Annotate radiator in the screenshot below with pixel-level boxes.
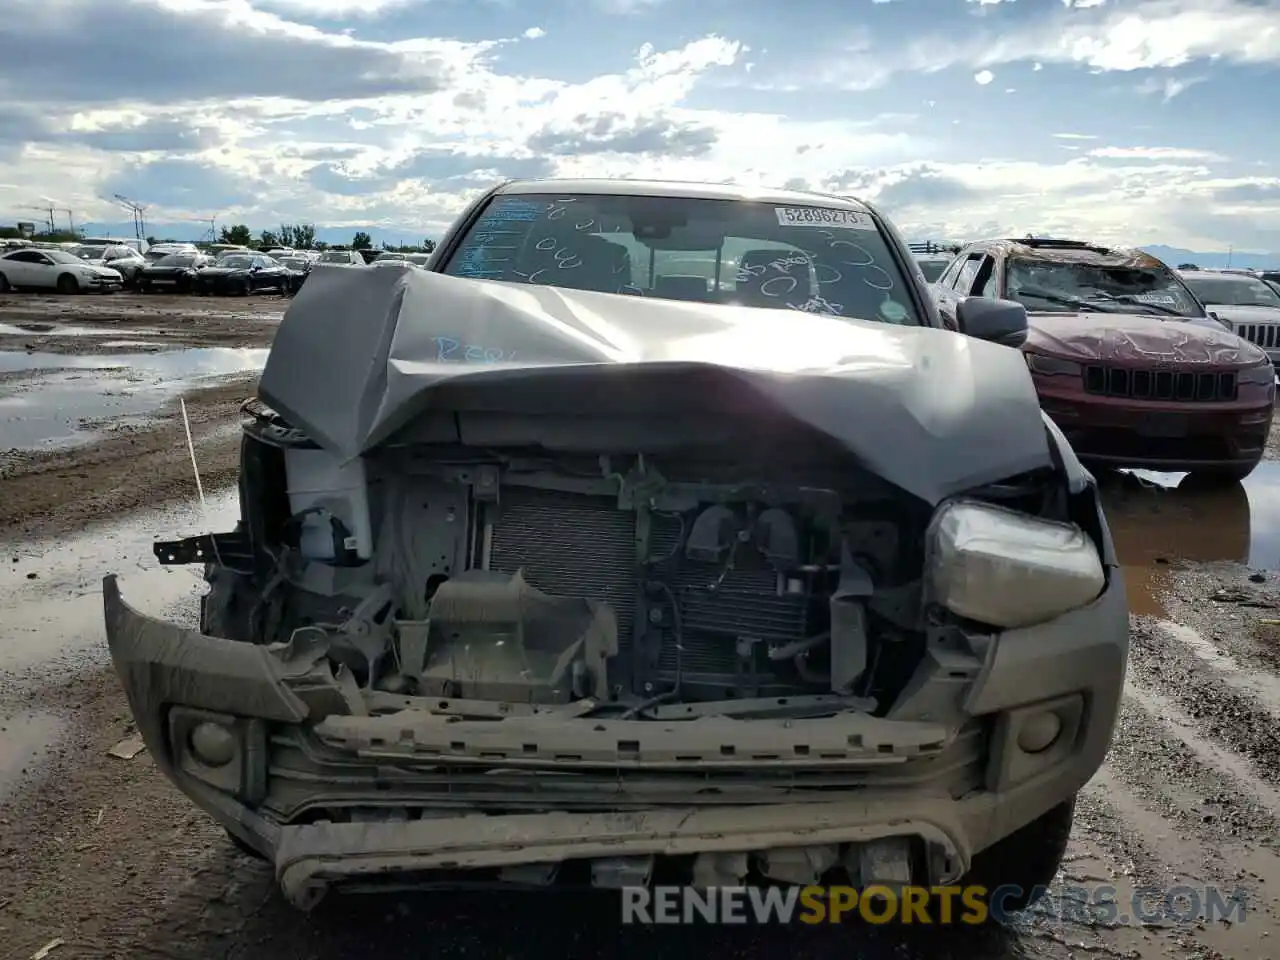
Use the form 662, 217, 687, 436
487, 487, 813, 694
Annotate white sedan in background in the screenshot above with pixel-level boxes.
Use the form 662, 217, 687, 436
0, 248, 124, 293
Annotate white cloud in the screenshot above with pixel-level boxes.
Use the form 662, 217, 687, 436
0, 0, 1276, 254
799, 0, 1280, 93
249, 0, 422, 17
1135, 73, 1205, 101
1088, 145, 1226, 161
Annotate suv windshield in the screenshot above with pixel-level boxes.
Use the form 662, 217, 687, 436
1183, 274, 1280, 308
320, 251, 353, 263
1006, 257, 1202, 317
440, 193, 922, 324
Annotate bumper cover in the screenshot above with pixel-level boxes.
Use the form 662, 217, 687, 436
103, 568, 1128, 908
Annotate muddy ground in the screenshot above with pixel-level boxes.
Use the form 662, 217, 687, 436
3, 292, 1280, 958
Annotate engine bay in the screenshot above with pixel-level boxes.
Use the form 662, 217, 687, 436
173, 399, 1078, 722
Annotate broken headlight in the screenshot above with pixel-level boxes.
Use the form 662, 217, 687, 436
925, 499, 1105, 629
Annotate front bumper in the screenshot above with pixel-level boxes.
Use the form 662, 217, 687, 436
83, 274, 122, 291
103, 569, 1128, 908
1037, 388, 1274, 471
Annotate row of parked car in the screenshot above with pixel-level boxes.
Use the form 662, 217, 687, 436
912, 237, 1280, 481
0, 238, 432, 297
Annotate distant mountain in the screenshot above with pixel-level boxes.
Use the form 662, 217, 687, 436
1137, 245, 1279, 271
904, 237, 1279, 271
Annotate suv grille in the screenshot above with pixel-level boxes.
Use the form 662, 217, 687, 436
1083, 365, 1237, 402
1235, 323, 1280, 350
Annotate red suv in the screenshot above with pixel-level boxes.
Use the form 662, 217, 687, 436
931, 238, 1275, 482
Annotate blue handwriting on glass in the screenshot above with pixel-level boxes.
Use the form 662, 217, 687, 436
433, 336, 517, 363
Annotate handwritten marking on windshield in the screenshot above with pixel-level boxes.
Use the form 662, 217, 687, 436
433, 336, 517, 363
787, 295, 845, 315
534, 237, 582, 269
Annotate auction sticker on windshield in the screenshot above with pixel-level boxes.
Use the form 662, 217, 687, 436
775, 207, 875, 230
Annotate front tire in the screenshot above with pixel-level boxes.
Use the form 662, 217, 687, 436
0, 272, 10, 293
961, 796, 1076, 917
56, 273, 80, 294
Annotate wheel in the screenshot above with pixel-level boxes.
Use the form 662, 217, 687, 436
0, 272, 9, 293
1187, 462, 1258, 485
225, 828, 268, 861
56, 273, 80, 294
240, 278, 252, 296
961, 796, 1075, 916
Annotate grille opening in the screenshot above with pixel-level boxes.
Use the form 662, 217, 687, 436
1083, 364, 1237, 402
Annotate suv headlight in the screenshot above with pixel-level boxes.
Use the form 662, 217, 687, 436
926, 499, 1105, 629
1238, 362, 1275, 385
1025, 353, 1081, 376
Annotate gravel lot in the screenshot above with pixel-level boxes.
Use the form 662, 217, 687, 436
1, 293, 1279, 959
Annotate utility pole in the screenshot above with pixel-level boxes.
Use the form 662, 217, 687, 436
20, 205, 56, 234
1227, 245, 1234, 269
112, 194, 147, 241
182, 215, 218, 243
38, 197, 75, 235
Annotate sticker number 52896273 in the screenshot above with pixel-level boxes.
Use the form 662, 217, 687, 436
774, 207, 875, 230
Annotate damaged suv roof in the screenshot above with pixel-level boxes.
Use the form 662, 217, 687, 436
258, 264, 1053, 505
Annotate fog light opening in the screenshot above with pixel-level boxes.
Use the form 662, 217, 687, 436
1016, 711, 1062, 754
190, 722, 237, 767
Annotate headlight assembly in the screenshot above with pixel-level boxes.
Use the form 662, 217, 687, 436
926, 499, 1105, 629
1238, 362, 1275, 386
1024, 353, 1082, 376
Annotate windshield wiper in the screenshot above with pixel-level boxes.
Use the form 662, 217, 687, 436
1088, 294, 1188, 317
1013, 287, 1107, 312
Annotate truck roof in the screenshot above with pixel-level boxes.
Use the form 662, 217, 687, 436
495, 177, 875, 213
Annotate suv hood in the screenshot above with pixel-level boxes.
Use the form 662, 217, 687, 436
1202, 303, 1280, 325
1025, 311, 1265, 366
258, 266, 1053, 505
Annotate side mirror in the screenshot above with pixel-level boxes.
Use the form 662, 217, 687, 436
956, 296, 1028, 348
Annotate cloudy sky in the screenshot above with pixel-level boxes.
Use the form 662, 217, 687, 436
1, 0, 1278, 251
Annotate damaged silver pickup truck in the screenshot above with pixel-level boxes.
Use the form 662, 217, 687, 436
103, 179, 1128, 912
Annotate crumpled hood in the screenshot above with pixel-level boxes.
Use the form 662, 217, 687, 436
1025, 311, 1265, 366
257, 265, 1054, 505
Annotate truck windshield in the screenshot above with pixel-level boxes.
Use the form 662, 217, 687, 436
438, 192, 922, 325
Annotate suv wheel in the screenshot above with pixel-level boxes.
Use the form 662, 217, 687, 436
961, 796, 1075, 915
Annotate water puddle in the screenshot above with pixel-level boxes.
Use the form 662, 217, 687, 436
0, 347, 266, 450
0, 490, 239, 674
0, 347, 267, 376
1099, 463, 1280, 616
0, 322, 164, 338
0, 708, 67, 799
